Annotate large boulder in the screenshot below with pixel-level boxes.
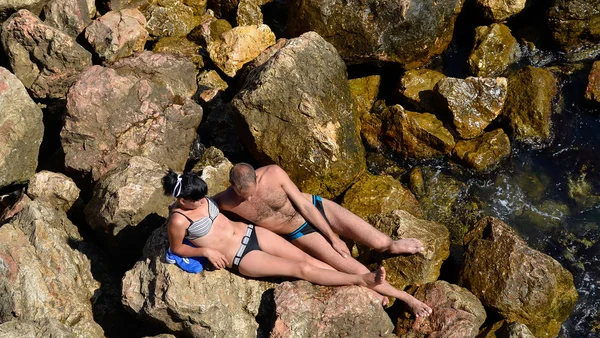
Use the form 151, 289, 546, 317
397, 68, 445, 113
191, 147, 233, 196
586, 61, 600, 103
1, 9, 92, 99
395, 281, 486, 338
501, 66, 558, 147
458, 217, 578, 338
547, 0, 600, 60
61, 52, 203, 182
341, 173, 422, 219
42, 0, 92, 38
452, 128, 511, 172
85, 8, 149, 63
122, 226, 277, 337
373, 104, 455, 160
349, 75, 380, 124
364, 210, 450, 291
468, 23, 521, 77
26, 171, 80, 212
206, 24, 275, 77
474, 0, 526, 22
270, 281, 394, 338
230, 32, 366, 198
0, 197, 104, 337
140, 0, 201, 38
152, 36, 206, 72
84, 156, 171, 237
286, 0, 465, 68
0, 67, 43, 188
436, 76, 507, 139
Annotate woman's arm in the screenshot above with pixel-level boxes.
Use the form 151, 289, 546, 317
167, 216, 229, 269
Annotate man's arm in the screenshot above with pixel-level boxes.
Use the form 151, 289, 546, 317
272, 166, 351, 257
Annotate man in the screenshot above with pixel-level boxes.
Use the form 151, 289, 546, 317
213, 163, 432, 317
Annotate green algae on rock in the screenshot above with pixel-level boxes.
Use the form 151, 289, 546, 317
452, 128, 511, 172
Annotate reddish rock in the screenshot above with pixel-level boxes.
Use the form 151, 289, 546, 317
396, 281, 486, 338
43, 0, 91, 38
586, 61, 600, 103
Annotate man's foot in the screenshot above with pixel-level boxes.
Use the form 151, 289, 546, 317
362, 266, 386, 287
405, 295, 433, 318
389, 238, 424, 255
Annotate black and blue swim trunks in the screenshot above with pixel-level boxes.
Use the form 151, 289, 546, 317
284, 195, 331, 241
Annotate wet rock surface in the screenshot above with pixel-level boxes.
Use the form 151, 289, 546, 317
287, 0, 465, 68
231, 32, 365, 198
502, 66, 558, 147
271, 281, 394, 338
459, 217, 578, 338
395, 281, 486, 338
468, 23, 521, 77
452, 128, 511, 172
436, 76, 507, 139
0, 67, 43, 188
548, 0, 600, 60
398, 68, 445, 113
1, 9, 92, 99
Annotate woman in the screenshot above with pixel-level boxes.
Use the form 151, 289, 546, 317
162, 169, 386, 289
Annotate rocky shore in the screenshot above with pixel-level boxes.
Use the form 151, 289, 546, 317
2, 0, 599, 337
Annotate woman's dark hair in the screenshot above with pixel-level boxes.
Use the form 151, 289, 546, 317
162, 169, 208, 201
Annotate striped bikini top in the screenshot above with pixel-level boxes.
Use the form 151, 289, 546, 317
171, 198, 220, 240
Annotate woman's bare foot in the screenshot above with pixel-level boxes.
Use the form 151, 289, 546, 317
367, 289, 390, 306
362, 266, 386, 287
389, 238, 424, 255
405, 296, 432, 318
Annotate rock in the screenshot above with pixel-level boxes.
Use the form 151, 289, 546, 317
365, 152, 407, 179
196, 69, 228, 104
586, 61, 600, 103
548, 0, 600, 61
0, 0, 48, 21
364, 210, 450, 290
142, 0, 201, 38
459, 217, 579, 338
208, 0, 240, 21
408, 167, 425, 197
61, 52, 203, 182
395, 281, 486, 337
271, 281, 394, 338
474, 0, 526, 22
0, 318, 77, 337
349, 75, 380, 124
152, 36, 205, 72
183, 0, 208, 15
85, 8, 149, 63
286, 0, 465, 68
207, 24, 275, 77
377, 105, 455, 160
26, 171, 80, 212
502, 66, 558, 147
468, 23, 521, 77
231, 32, 365, 198
1, 9, 92, 99
341, 173, 422, 219
84, 156, 171, 236
122, 226, 277, 337
478, 320, 536, 338
191, 147, 233, 196
236, 0, 264, 26
436, 76, 508, 139
187, 11, 232, 46
567, 166, 600, 210
398, 68, 445, 112
416, 167, 482, 245
0, 67, 43, 188
0, 199, 104, 337
452, 128, 511, 172
42, 0, 91, 38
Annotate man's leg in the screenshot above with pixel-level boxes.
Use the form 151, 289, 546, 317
293, 232, 432, 317
320, 198, 424, 255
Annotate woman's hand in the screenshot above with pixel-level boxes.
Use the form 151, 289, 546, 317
204, 248, 229, 269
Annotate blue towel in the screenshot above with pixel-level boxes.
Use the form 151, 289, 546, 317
165, 239, 208, 273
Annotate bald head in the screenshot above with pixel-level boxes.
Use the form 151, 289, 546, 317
229, 163, 256, 193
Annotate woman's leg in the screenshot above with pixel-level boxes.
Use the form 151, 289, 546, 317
238, 250, 385, 288
254, 226, 335, 271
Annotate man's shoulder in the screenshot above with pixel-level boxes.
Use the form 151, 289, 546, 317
212, 187, 236, 207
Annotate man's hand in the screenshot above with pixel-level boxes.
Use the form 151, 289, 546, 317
204, 248, 229, 269
331, 237, 351, 258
